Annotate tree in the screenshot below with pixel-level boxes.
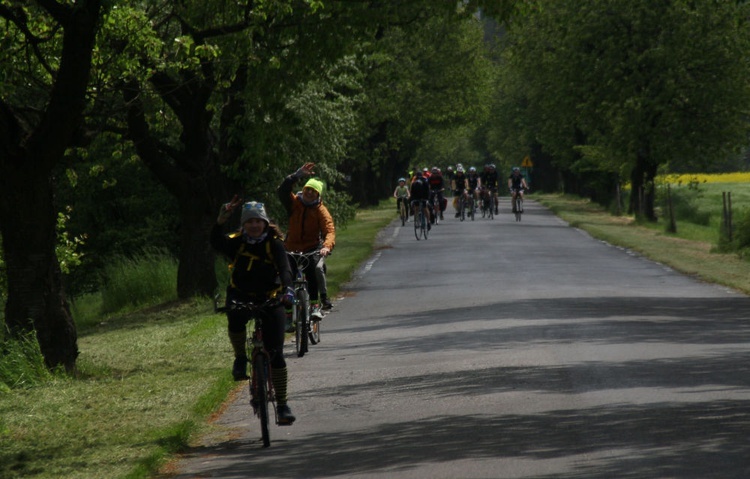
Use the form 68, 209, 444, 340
0, 0, 102, 370
490, 0, 750, 218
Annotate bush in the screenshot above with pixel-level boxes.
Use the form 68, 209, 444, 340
734, 208, 750, 259
659, 185, 711, 226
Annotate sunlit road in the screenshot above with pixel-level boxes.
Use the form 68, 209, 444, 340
167, 199, 750, 479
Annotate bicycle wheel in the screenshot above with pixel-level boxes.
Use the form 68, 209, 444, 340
297, 288, 309, 353
252, 354, 271, 447
432, 197, 440, 225
309, 316, 320, 345
293, 293, 304, 357
515, 198, 522, 221
459, 198, 465, 221
297, 285, 315, 352
414, 210, 421, 240
422, 212, 429, 239
399, 201, 407, 226
469, 199, 475, 220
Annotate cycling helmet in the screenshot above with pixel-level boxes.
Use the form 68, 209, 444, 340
447, 166, 453, 172
490, 163, 496, 169
512, 166, 521, 173
456, 166, 465, 173
432, 166, 439, 172
398, 177, 406, 183
469, 166, 476, 173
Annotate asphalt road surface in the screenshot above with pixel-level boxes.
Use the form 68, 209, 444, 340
166, 199, 750, 479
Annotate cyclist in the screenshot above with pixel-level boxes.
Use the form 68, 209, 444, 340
410, 170, 432, 229
467, 167, 482, 208
212, 198, 296, 424
278, 163, 336, 316
444, 165, 455, 190
427, 166, 446, 221
508, 166, 529, 213
480, 163, 500, 214
393, 177, 410, 218
451, 166, 469, 217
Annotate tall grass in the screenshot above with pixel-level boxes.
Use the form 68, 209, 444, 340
99, 248, 178, 314
0, 329, 55, 392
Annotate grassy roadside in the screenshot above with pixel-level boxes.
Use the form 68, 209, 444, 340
535, 193, 750, 295
0, 201, 396, 479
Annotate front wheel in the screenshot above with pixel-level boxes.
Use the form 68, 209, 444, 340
296, 289, 309, 355
252, 354, 271, 448
309, 318, 320, 344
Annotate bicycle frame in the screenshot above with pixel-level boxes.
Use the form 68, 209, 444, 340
216, 297, 279, 447
287, 250, 322, 351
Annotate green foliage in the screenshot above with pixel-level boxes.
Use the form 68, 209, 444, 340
490, 0, 750, 191
100, 249, 178, 314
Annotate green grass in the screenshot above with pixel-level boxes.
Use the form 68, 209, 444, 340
0, 201, 395, 479
536, 192, 750, 295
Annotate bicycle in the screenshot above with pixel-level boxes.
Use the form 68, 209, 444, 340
412, 200, 429, 240
430, 189, 444, 225
287, 250, 322, 355
511, 188, 525, 222
480, 187, 494, 219
215, 297, 283, 448
398, 197, 409, 226
457, 193, 466, 221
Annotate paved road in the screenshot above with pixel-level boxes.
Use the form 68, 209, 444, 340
166, 199, 750, 479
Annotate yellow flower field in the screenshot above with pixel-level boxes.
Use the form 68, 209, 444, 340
660, 172, 750, 184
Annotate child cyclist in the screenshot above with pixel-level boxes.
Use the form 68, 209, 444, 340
211, 196, 296, 425
393, 177, 410, 218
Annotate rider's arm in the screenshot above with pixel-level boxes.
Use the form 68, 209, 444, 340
277, 175, 298, 216
318, 205, 336, 254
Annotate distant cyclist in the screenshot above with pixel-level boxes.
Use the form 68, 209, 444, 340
467, 166, 481, 206
508, 167, 529, 213
480, 163, 500, 214
427, 166, 446, 221
451, 166, 469, 217
393, 177, 410, 217
410, 170, 432, 229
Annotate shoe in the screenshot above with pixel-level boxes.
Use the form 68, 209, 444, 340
427, 222, 431, 231
320, 296, 333, 310
277, 404, 296, 425
440, 213, 444, 220
232, 357, 248, 381
311, 304, 324, 320
455, 212, 460, 218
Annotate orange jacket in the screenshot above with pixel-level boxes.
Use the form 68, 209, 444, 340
278, 176, 335, 252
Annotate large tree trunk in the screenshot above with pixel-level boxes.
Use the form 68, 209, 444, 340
123, 77, 237, 298
1, 170, 78, 370
0, 0, 101, 371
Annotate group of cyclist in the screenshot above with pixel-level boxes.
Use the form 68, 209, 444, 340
211, 162, 335, 426
394, 163, 529, 222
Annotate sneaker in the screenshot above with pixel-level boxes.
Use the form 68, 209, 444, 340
311, 304, 324, 320
320, 296, 333, 310
427, 222, 431, 231
232, 357, 248, 381
277, 404, 296, 425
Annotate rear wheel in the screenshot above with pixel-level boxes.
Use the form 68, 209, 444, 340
252, 354, 271, 447
414, 209, 421, 240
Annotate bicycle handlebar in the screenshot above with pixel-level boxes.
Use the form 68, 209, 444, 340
214, 295, 280, 314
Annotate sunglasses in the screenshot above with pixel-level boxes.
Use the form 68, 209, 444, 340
243, 202, 264, 210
